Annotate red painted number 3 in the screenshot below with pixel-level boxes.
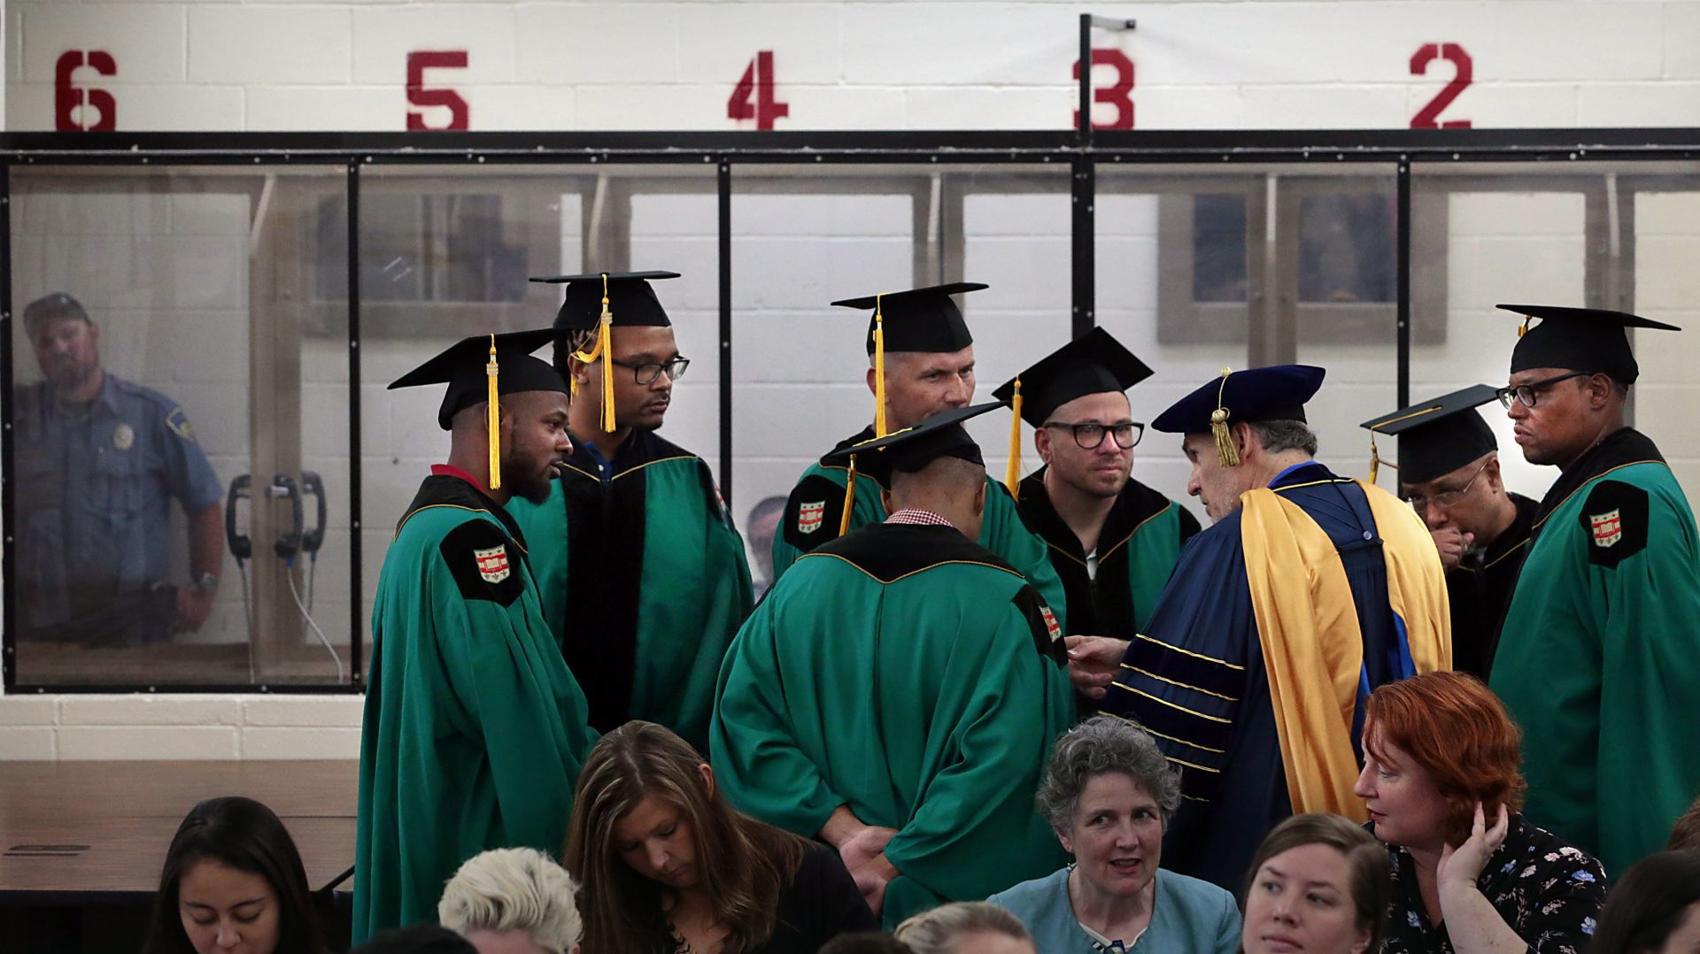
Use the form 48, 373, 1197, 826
1074, 49, 1135, 130
728, 51, 789, 130
1410, 43, 1473, 129
55, 51, 117, 131
407, 51, 469, 131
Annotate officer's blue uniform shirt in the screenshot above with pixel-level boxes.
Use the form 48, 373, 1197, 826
14, 373, 222, 637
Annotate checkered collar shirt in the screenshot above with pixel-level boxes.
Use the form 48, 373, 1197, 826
884, 508, 955, 528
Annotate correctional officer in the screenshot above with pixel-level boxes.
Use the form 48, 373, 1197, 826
14, 292, 224, 644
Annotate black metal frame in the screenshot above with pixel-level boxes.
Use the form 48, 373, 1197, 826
3, 126, 1698, 693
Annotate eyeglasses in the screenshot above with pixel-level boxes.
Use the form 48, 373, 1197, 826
1407, 458, 1490, 512
1043, 421, 1144, 450
1495, 371, 1590, 409
610, 356, 690, 385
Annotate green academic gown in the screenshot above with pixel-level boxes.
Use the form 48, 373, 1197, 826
355, 471, 598, 943
508, 428, 754, 753
712, 521, 1076, 927
1491, 429, 1700, 876
770, 426, 1069, 627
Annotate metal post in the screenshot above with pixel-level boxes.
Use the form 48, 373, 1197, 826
1072, 159, 1096, 339
1078, 14, 1093, 142
1396, 161, 1412, 410
0, 168, 14, 690
717, 161, 733, 506
347, 161, 363, 686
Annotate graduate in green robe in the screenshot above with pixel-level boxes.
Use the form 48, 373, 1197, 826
1488, 304, 1700, 876
355, 331, 598, 943
768, 282, 1068, 626
712, 403, 1076, 927
509, 272, 753, 753
994, 328, 1200, 647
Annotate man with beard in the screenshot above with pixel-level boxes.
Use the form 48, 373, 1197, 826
509, 271, 753, 753
995, 328, 1199, 657
1069, 365, 1449, 890
1360, 385, 1539, 678
356, 330, 598, 942
14, 292, 224, 644
1488, 303, 1700, 876
769, 282, 1065, 621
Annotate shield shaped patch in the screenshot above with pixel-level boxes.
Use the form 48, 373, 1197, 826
798, 500, 826, 535
474, 544, 511, 583
1590, 509, 1623, 548
1039, 605, 1063, 644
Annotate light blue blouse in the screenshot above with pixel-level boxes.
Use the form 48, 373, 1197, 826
988, 866, 1241, 954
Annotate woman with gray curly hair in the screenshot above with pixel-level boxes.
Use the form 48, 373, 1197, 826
438, 847, 582, 954
988, 716, 1241, 954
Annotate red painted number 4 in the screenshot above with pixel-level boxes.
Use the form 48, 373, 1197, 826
1410, 43, 1473, 129
408, 51, 470, 131
728, 51, 789, 130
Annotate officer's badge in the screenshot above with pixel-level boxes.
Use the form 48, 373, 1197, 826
1590, 509, 1623, 548
473, 544, 511, 583
112, 422, 135, 451
166, 407, 196, 442
797, 500, 826, 535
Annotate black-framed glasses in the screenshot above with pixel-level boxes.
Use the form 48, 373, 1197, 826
1495, 371, 1590, 409
610, 356, 690, 385
1044, 421, 1144, 450
1407, 458, 1491, 512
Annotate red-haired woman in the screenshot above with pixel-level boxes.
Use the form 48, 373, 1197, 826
1353, 671, 1606, 954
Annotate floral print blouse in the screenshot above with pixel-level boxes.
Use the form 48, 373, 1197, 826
1379, 813, 1607, 954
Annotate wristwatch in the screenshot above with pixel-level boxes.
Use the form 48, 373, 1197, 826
190, 572, 220, 594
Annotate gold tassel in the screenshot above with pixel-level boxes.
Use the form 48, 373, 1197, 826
1211, 367, 1240, 468
486, 334, 502, 490
1518, 315, 1531, 338
873, 295, 888, 438
570, 274, 617, 433
1005, 377, 1023, 499
1369, 435, 1380, 485
838, 456, 859, 537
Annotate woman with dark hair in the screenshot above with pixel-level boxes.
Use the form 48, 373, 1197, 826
566, 721, 876, 952
141, 796, 328, 954
1354, 672, 1606, 954
1242, 814, 1392, 954
1589, 851, 1700, 954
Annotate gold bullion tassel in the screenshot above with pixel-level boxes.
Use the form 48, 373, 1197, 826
839, 456, 859, 537
571, 274, 617, 433
873, 295, 889, 438
486, 334, 502, 490
1211, 367, 1240, 468
1005, 377, 1023, 499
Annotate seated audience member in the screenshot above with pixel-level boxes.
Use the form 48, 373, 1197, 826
1668, 795, 1700, 852
1241, 814, 1391, 954
1355, 671, 1607, 954
894, 902, 1037, 954
353, 925, 478, 954
566, 721, 876, 952
1588, 852, 1700, 954
818, 934, 915, 954
141, 796, 328, 954
988, 716, 1240, 953
439, 847, 582, 954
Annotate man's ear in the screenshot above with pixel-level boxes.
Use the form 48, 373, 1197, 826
973, 479, 987, 516
879, 487, 893, 514
866, 365, 879, 398
1034, 425, 1054, 464
1484, 453, 1504, 492
1587, 373, 1616, 409
1233, 421, 1256, 461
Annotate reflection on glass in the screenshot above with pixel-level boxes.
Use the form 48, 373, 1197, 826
1193, 194, 1248, 303
316, 194, 531, 303
1298, 194, 1394, 304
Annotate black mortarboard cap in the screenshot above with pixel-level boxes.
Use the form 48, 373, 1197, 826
1152, 365, 1326, 435
529, 270, 681, 331
831, 282, 984, 355
1360, 385, 1501, 484
1500, 303, 1680, 385
388, 329, 565, 430
822, 402, 1000, 486
993, 328, 1155, 428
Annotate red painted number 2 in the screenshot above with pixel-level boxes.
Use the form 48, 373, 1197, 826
407, 51, 469, 131
55, 51, 117, 131
728, 51, 790, 130
1073, 49, 1135, 130
1410, 43, 1473, 129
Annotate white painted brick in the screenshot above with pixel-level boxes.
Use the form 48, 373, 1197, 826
1127, 85, 1245, 130
171, 193, 251, 237
1666, 3, 1700, 80
1422, 82, 1579, 130
1446, 191, 1586, 238
8, 4, 22, 84
733, 191, 909, 239
20, 3, 188, 84
843, 3, 1074, 87
515, 4, 678, 86
240, 728, 362, 760
0, 696, 59, 726
352, 6, 516, 84
1635, 192, 1700, 237
1578, 82, 1700, 126
462, 84, 576, 131
188, 6, 352, 84
0, 727, 56, 760
245, 86, 398, 131
59, 696, 243, 726
243, 695, 364, 727
572, 83, 727, 131
675, 4, 843, 86
1240, 85, 1410, 129
58, 726, 240, 760
1637, 237, 1700, 311
905, 86, 1069, 130
767, 85, 907, 131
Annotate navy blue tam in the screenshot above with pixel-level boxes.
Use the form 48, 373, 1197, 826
1151, 365, 1326, 435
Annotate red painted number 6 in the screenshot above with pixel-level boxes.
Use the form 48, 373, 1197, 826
1410, 43, 1473, 129
55, 51, 117, 131
1073, 50, 1135, 130
407, 51, 469, 131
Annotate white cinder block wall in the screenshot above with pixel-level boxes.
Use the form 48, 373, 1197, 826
4, 0, 1700, 759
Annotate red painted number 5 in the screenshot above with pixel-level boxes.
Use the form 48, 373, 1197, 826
1073, 49, 1135, 130
1410, 43, 1473, 129
55, 51, 117, 131
407, 51, 469, 131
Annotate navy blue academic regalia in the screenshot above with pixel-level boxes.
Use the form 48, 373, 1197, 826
1100, 461, 1416, 891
